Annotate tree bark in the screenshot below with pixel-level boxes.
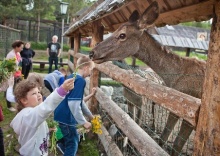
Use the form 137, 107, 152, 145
193, 2, 220, 155
89, 20, 104, 114
73, 32, 80, 69
37, 13, 40, 42
98, 126, 123, 156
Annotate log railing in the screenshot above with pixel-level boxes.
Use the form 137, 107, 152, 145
72, 53, 201, 155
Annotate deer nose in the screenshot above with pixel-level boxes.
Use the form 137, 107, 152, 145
89, 51, 94, 59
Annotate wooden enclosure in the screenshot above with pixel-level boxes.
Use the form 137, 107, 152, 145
65, 0, 220, 155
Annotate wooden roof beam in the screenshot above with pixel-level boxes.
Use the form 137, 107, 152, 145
156, 0, 215, 27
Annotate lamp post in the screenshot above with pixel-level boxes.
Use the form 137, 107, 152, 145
60, 1, 69, 63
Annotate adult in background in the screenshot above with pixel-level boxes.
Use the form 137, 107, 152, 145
20, 42, 35, 79
5, 40, 24, 112
47, 35, 61, 73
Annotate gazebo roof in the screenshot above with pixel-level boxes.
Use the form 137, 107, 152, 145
64, 0, 215, 37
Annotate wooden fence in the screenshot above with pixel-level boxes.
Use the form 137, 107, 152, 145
70, 52, 200, 156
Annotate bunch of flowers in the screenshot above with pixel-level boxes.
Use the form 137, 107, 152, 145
91, 115, 102, 134
0, 58, 16, 84
47, 119, 58, 155
0, 58, 17, 92
77, 115, 103, 139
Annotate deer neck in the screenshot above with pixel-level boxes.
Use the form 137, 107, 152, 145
133, 31, 192, 86
134, 32, 182, 71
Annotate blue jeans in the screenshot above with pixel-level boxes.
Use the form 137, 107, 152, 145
48, 57, 58, 73
59, 123, 79, 156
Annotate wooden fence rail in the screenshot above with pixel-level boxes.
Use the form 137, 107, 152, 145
94, 61, 201, 127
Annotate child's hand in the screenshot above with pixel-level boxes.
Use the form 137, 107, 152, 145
62, 78, 74, 92
91, 87, 97, 95
8, 75, 14, 87
84, 122, 92, 129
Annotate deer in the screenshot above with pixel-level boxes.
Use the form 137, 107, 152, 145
89, 1, 206, 155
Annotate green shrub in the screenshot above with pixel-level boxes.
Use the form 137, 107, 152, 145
31, 42, 47, 50
100, 80, 122, 87
31, 42, 70, 51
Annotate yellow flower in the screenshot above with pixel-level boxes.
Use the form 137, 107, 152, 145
91, 115, 102, 134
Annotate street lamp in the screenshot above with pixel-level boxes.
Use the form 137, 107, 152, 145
60, 1, 69, 63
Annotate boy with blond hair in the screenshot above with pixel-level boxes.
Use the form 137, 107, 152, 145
54, 56, 94, 155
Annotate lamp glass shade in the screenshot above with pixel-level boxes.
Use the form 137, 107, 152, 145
60, 2, 69, 15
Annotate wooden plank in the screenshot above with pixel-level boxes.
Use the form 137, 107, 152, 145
134, 0, 145, 12
102, 17, 115, 31
193, 2, 220, 155
156, 0, 215, 26
95, 62, 201, 127
98, 126, 123, 156
95, 88, 168, 156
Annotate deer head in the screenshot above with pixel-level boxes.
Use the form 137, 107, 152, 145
89, 1, 159, 64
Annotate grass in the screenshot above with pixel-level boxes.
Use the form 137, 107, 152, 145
101, 80, 122, 87
173, 50, 207, 60
77, 136, 99, 156
124, 57, 146, 66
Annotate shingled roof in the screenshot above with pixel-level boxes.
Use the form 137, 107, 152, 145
64, 0, 215, 37
153, 25, 210, 50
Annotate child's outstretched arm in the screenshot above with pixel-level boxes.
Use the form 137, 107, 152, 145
83, 87, 97, 102
60, 78, 74, 92
16, 78, 75, 128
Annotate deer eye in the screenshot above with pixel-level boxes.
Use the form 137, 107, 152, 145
119, 33, 126, 39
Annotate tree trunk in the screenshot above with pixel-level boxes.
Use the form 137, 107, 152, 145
193, 2, 220, 155
89, 20, 104, 114
37, 13, 40, 42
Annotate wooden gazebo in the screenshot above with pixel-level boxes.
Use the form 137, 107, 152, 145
64, 0, 220, 155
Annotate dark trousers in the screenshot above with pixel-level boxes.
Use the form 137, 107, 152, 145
44, 80, 53, 93
22, 64, 31, 79
0, 128, 5, 156
48, 57, 58, 73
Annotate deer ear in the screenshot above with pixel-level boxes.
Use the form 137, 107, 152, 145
138, 1, 159, 29
128, 10, 140, 23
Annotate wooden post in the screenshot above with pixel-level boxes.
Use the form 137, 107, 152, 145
193, 2, 220, 155
186, 48, 190, 57
89, 20, 104, 114
73, 32, 80, 69
131, 56, 136, 67
70, 37, 74, 49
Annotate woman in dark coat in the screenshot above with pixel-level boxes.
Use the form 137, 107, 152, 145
20, 42, 35, 79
